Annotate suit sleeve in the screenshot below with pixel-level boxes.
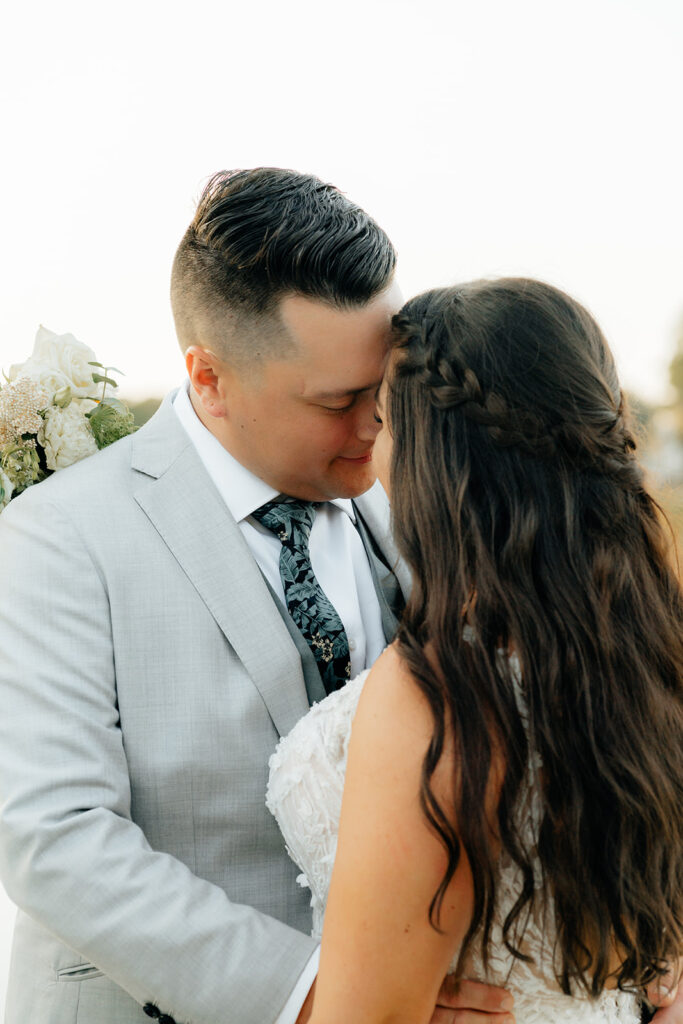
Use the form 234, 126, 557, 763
0, 488, 317, 1024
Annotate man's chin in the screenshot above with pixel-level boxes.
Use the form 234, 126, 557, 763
327, 464, 378, 500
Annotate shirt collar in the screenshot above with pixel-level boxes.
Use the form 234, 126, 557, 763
173, 381, 356, 524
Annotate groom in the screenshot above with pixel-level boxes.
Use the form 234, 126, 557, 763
0, 169, 678, 1024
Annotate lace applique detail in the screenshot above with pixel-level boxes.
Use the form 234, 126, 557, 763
266, 671, 368, 939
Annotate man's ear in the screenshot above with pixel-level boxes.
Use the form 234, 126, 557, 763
185, 346, 234, 419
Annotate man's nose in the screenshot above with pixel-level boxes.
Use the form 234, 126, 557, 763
355, 408, 382, 443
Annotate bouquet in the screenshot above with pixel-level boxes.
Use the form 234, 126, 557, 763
0, 326, 137, 511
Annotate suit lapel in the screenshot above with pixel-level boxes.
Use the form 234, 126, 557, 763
130, 395, 309, 738
353, 510, 403, 642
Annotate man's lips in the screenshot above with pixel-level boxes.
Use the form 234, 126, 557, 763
337, 452, 373, 465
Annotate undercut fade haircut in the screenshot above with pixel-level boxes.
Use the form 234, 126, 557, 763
171, 168, 397, 365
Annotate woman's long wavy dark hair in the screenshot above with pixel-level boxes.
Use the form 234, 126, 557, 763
389, 278, 683, 997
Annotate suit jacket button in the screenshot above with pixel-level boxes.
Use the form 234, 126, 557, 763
158, 1016, 176, 1024
143, 1005, 160, 1019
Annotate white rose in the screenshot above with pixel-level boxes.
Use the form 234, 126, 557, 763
0, 467, 13, 511
10, 326, 99, 400
39, 400, 99, 471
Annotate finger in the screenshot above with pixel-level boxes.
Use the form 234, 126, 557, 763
430, 1010, 515, 1024
453, 1012, 515, 1024
438, 976, 514, 1014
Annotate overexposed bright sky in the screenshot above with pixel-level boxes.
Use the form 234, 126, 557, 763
0, 0, 682, 1013
1, 0, 682, 406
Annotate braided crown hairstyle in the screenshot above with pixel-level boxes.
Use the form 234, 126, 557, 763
388, 279, 683, 997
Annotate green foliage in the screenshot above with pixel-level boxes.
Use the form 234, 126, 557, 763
91, 373, 119, 389
1, 443, 44, 493
86, 397, 137, 449
88, 361, 124, 374
87, 361, 126, 406
81, 362, 137, 449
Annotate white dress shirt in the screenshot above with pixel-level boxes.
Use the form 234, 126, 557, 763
173, 382, 386, 1022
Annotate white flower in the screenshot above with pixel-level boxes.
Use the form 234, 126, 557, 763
39, 400, 99, 470
9, 326, 99, 400
0, 467, 13, 511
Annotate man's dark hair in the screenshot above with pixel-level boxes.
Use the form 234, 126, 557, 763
171, 168, 397, 363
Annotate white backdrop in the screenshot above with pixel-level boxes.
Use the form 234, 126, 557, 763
1, 0, 683, 1018
1, 0, 683, 405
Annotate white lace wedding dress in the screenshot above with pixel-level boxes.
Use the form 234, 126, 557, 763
266, 669, 641, 1024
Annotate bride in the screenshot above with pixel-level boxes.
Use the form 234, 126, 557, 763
267, 278, 683, 1024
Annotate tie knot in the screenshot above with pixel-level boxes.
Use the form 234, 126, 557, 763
252, 497, 318, 547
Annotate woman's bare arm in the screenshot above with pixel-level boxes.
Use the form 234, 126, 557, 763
308, 644, 476, 1024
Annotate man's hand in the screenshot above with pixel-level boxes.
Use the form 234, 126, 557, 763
431, 977, 515, 1024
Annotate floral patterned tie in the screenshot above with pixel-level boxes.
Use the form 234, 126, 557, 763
252, 497, 351, 694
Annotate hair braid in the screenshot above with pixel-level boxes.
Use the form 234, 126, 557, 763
416, 332, 644, 487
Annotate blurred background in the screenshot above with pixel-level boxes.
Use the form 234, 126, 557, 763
1, 0, 682, 1016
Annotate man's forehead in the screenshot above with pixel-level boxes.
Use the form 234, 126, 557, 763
278, 285, 401, 344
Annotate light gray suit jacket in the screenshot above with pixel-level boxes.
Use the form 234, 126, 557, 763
0, 393, 410, 1024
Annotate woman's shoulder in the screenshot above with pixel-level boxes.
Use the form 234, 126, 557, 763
356, 643, 436, 737
349, 643, 460, 810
